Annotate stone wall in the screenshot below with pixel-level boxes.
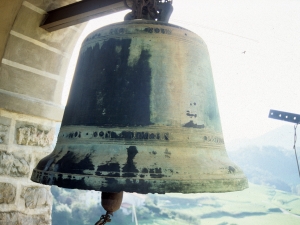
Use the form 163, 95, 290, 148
0, 109, 55, 224
0, 0, 86, 121
0, 0, 87, 224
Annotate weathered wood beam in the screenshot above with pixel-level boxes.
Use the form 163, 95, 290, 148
41, 0, 129, 32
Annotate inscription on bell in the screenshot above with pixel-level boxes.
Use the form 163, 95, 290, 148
65, 130, 170, 141
204, 136, 224, 144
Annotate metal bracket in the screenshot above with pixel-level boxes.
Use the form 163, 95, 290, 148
40, 0, 127, 32
124, 0, 173, 22
269, 109, 300, 124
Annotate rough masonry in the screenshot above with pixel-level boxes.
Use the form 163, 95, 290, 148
0, 0, 87, 224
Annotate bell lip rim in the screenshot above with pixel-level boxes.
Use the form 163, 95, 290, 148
30, 169, 248, 194
30, 180, 249, 195
31, 168, 248, 179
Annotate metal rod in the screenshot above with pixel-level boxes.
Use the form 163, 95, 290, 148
293, 124, 300, 177
269, 109, 300, 178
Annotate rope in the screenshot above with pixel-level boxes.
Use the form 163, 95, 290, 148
293, 123, 300, 177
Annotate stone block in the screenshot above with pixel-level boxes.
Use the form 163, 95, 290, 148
0, 64, 61, 104
0, 183, 16, 204
0, 212, 50, 225
21, 187, 52, 209
0, 117, 10, 145
0, 92, 64, 122
0, 125, 9, 145
0, 0, 23, 61
16, 122, 54, 147
0, 151, 30, 177
4, 35, 69, 76
27, 0, 79, 11
13, 5, 79, 52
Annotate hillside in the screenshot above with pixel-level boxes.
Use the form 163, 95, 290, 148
227, 125, 300, 193
226, 125, 296, 151
51, 184, 300, 225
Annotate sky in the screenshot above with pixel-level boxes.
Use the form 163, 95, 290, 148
63, 0, 300, 143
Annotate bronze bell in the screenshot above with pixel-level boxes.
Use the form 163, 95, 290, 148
31, 20, 248, 194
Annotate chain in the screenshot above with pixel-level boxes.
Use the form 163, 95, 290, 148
132, 0, 158, 20
293, 123, 300, 177
94, 212, 112, 225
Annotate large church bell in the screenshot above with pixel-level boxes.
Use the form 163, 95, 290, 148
32, 0, 248, 223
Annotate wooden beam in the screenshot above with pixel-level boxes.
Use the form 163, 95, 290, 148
41, 0, 129, 32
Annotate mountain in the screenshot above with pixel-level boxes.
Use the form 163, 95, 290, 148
226, 125, 296, 151
226, 125, 300, 193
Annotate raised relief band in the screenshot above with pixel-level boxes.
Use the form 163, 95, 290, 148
82, 21, 204, 49
84, 26, 173, 44
58, 126, 224, 146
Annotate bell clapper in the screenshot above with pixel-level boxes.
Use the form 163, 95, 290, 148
95, 192, 124, 224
